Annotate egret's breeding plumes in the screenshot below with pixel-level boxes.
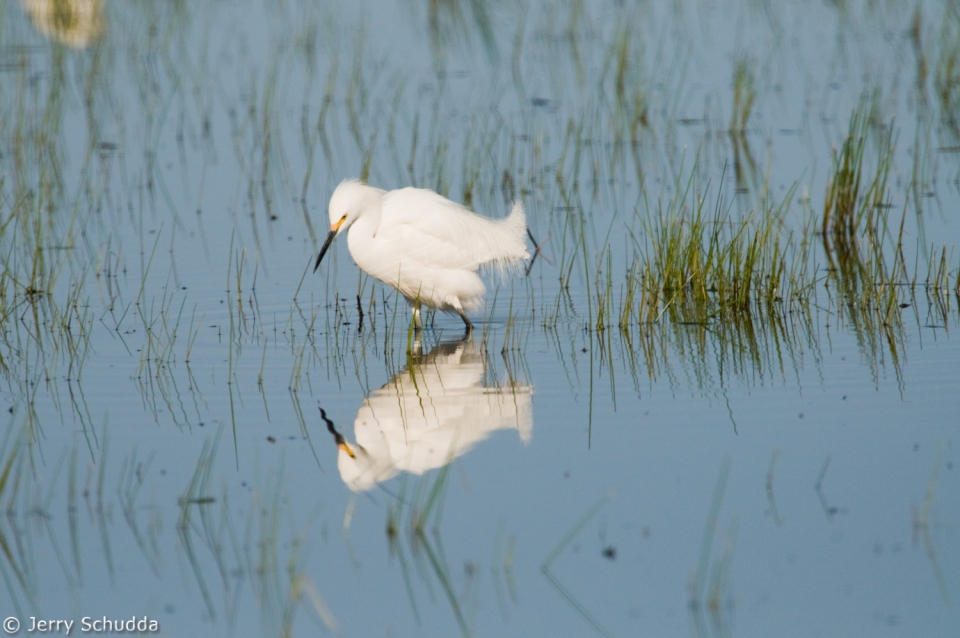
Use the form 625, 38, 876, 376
313, 179, 529, 330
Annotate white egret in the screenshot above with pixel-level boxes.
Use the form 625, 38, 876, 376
313, 179, 529, 330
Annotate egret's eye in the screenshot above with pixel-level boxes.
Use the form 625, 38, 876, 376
341, 214, 348, 221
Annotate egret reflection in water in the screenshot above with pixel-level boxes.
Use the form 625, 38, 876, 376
21, 0, 104, 48
324, 338, 533, 492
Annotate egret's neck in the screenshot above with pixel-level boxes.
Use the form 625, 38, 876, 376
350, 186, 383, 234
344, 191, 383, 270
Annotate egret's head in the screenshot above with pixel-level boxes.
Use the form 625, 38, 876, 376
326, 179, 364, 236
314, 179, 377, 272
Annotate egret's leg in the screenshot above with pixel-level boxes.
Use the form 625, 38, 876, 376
456, 309, 473, 332
413, 304, 422, 330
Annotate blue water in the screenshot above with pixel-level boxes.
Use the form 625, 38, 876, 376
1, 1, 958, 637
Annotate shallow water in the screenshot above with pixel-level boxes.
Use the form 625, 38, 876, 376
1, 1, 958, 637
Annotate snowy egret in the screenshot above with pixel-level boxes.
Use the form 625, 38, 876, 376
313, 179, 530, 330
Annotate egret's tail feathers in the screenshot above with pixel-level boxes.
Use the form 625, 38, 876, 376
482, 201, 530, 278
506, 200, 529, 252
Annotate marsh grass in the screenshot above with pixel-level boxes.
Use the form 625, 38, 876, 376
117, 445, 161, 577
280, 0, 960, 395
1, 1, 960, 634
729, 57, 760, 192
175, 427, 332, 636
689, 458, 736, 638
381, 467, 476, 638
622, 167, 801, 329
427, 0, 497, 70
0, 422, 35, 615
0, 409, 338, 635
540, 490, 615, 638
913, 446, 950, 602
0, 191, 96, 435
934, 5, 960, 144
729, 58, 756, 136
818, 95, 919, 381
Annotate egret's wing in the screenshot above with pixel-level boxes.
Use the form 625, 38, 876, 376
377, 188, 528, 272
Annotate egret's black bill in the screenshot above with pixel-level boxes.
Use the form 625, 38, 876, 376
313, 229, 338, 272
319, 407, 355, 459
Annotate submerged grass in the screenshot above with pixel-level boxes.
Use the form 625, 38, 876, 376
1, 1, 959, 634
689, 457, 736, 638
541, 490, 615, 638
379, 467, 477, 638
820, 94, 915, 382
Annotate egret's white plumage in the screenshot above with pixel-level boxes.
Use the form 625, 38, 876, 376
314, 179, 529, 329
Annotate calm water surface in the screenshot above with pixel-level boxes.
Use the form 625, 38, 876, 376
0, 1, 958, 636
